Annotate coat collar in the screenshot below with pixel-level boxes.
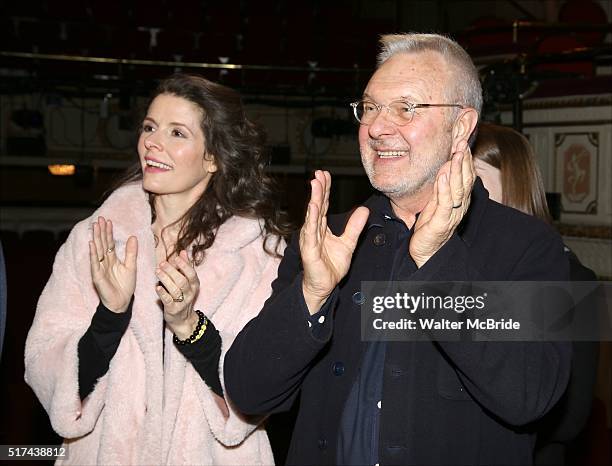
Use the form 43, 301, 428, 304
363, 193, 395, 229
362, 177, 490, 245
101, 182, 265, 252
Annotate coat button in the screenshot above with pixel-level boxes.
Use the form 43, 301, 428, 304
318, 438, 328, 450
352, 291, 365, 305
373, 233, 386, 246
332, 361, 345, 376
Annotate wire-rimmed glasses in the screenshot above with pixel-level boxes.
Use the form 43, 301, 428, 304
350, 99, 464, 126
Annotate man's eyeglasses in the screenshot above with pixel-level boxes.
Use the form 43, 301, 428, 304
350, 99, 464, 126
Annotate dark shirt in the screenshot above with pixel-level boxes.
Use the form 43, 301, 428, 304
78, 301, 223, 399
337, 197, 416, 465
78, 299, 133, 399
338, 339, 386, 465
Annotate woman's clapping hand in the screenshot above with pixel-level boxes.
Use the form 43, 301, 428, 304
89, 216, 138, 313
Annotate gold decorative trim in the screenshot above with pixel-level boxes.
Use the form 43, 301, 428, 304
523, 120, 612, 127
499, 94, 612, 110
556, 223, 612, 239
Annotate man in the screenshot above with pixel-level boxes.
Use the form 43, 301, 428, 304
225, 33, 571, 465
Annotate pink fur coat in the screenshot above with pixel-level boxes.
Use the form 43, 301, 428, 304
25, 182, 282, 465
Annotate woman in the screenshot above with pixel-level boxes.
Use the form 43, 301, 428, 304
472, 122, 551, 222
25, 74, 289, 465
473, 122, 600, 466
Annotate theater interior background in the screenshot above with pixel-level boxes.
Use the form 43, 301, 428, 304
0, 0, 611, 464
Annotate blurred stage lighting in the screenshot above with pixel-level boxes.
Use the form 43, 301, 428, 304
48, 164, 76, 176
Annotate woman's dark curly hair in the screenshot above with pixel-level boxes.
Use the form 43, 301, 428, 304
120, 73, 292, 264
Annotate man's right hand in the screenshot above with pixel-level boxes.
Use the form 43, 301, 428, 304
300, 170, 369, 314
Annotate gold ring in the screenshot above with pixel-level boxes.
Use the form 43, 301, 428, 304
172, 290, 185, 303
99, 256, 105, 262
106, 246, 115, 254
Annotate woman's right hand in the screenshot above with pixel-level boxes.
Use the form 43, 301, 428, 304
88, 216, 138, 313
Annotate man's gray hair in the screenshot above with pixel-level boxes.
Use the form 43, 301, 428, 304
377, 33, 483, 116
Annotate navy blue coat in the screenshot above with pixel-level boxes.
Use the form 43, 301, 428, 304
225, 179, 572, 465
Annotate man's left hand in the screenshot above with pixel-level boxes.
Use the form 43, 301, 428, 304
409, 140, 475, 268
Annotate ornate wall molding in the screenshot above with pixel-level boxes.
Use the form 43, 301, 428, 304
557, 223, 612, 239
500, 94, 612, 111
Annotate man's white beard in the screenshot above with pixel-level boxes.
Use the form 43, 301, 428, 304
361, 139, 451, 200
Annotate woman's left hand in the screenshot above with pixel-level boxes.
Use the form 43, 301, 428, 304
156, 250, 200, 340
